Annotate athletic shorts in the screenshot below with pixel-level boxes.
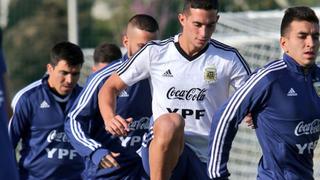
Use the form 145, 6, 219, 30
139, 119, 210, 180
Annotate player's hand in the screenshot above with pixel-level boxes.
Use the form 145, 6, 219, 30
99, 152, 120, 169
244, 113, 255, 129
105, 115, 133, 136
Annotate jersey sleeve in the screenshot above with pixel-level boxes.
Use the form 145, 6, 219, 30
229, 51, 251, 90
65, 72, 111, 165
207, 68, 271, 179
116, 45, 151, 86
9, 94, 31, 148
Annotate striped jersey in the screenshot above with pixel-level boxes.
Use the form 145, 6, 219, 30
117, 34, 251, 162
208, 54, 320, 179
9, 74, 84, 180
65, 57, 152, 179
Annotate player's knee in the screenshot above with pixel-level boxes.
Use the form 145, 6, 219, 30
155, 113, 184, 133
153, 113, 184, 143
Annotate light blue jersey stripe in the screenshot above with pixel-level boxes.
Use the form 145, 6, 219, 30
208, 60, 287, 178
68, 62, 122, 150
11, 79, 42, 110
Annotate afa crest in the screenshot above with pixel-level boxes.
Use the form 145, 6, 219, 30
204, 65, 217, 83
313, 81, 320, 96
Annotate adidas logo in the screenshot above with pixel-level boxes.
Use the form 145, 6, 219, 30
162, 69, 173, 77
287, 88, 298, 96
119, 90, 129, 97
40, 100, 50, 108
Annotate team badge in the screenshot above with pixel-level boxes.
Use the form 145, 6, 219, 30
313, 81, 320, 96
204, 65, 217, 83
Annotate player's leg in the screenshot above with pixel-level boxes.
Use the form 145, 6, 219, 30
149, 113, 185, 180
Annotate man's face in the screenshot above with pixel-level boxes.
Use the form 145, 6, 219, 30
47, 60, 81, 96
123, 25, 158, 58
280, 20, 319, 67
179, 8, 219, 54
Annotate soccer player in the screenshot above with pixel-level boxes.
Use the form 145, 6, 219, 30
64, 14, 159, 179
0, 29, 19, 180
9, 41, 84, 179
92, 42, 122, 72
208, 6, 320, 179
98, 0, 251, 179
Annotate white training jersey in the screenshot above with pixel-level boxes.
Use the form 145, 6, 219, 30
117, 34, 251, 162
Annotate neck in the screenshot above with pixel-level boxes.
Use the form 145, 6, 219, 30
178, 34, 204, 56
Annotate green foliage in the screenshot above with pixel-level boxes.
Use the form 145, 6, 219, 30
3, 0, 320, 96
7, 0, 44, 28
4, 0, 67, 95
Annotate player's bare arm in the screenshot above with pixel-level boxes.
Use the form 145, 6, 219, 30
98, 73, 131, 136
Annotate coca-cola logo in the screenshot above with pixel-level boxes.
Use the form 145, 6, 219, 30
294, 119, 320, 136
47, 130, 69, 143
166, 87, 206, 101
129, 117, 150, 130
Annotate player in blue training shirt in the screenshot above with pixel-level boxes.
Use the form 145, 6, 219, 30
208, 6, 320, 180
65, 14, 159, 179
91, 42, 122, 73
9, 41, 85, 180
0, 29, 19, 180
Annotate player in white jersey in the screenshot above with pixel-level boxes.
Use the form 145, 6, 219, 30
98, 0, 251, 179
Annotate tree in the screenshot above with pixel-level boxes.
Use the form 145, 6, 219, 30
4, 0, 67, 95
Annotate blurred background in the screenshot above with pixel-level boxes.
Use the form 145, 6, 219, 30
1, 0, 320, 95
1, 1, 320, 179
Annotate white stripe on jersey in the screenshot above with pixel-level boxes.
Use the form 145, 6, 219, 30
9, 79, 42, 139
210, 39, 251, 75
11, 79, 42, 110
68, 61, 122, 151
117, 34, 251, 163
117, 38, 173, 76
208, 60, 287, 178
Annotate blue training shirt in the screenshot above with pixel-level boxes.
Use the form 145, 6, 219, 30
65, 55, 152, 179
0, 48, 7, 122
9, 74, 84, 180
208, 54, 320, 180
0, 48, 19, 180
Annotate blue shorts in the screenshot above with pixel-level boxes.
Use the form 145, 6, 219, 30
140, 121, 210, 180
82, 156, 148, 180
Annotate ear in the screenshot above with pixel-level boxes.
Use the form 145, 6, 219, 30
122, 35, 129, 49
178, 13, 186, 27
216, 14, 220, 23
47, 64, 53, 74
280, 36, 288, 53
91, 66, 97, 73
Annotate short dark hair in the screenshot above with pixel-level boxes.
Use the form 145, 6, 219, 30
93, 42, 122, 64
183, 0, 219, 13
127, 14, 159, 33
281, 6, 319, 36
50, 41, 84, 66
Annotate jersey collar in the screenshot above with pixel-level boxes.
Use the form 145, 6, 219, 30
174, 34, 209, 61
283, 53, 317, 75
